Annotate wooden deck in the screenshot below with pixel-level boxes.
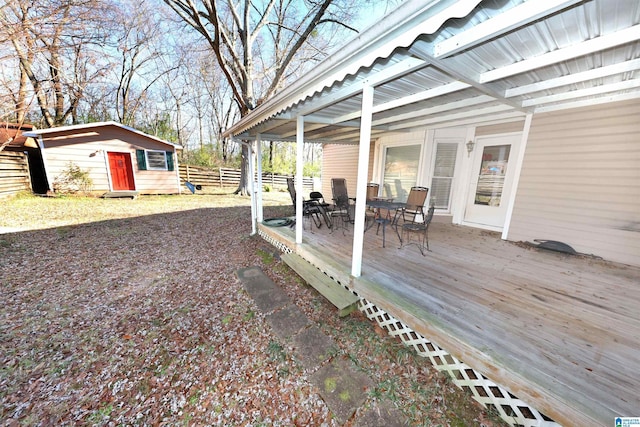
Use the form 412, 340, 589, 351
259, 217, 640, 427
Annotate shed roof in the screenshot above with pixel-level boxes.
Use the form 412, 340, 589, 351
224, 0, 640, 143
0, 123, 38, 149
23, 121, 182, 149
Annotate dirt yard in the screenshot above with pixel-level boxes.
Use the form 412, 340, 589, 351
0, 192, 505, 426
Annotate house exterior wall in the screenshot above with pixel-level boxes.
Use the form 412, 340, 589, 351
321, 143, 375, 198
507, 99, 640, 267
475, 121, 525, 137
40, 126, 179, 195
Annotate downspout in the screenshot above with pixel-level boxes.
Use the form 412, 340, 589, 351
501, 113, 533, 240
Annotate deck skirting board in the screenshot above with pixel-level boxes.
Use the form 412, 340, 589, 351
258, 228, 560, 427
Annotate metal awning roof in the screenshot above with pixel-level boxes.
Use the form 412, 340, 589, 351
224, 0, 640, 143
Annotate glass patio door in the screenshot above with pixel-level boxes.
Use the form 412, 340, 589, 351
464, 134, 519, 229
382, 145, 421, 203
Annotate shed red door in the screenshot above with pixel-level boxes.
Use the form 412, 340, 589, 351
108, 152, 135, 191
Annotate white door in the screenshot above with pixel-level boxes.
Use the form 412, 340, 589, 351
463, 134, 520, 230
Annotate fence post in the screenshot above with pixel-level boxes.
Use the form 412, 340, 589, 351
186, 165, 190, 182
219, 168, 223, 187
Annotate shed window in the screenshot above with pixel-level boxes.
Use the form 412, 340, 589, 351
146, 150, 168, 170
136, 149, 174, 171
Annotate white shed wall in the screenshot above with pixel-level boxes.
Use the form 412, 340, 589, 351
40, 126, 179, 195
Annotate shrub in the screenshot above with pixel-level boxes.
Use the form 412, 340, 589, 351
53, 162, 93, 195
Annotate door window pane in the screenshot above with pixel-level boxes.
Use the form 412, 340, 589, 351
474, 145, 511, 206
430, 143, 458, 209
382, 145, 420, 202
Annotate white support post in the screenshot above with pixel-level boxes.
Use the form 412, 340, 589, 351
256, 134, 264, 223
351, 84, 374, 277
247, 141, 257, 236
295, 115, 304, 244
502, 113, 533, 240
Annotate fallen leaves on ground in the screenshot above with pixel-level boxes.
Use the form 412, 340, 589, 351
0, 193, 505, 426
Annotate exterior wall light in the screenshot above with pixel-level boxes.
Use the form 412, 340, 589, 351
466, 140, 475, 156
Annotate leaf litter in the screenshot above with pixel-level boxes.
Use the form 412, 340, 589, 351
0, 193, 506, 426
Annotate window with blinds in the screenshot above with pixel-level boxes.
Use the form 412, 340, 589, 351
430, 143, 458, 210
146, 150, 168, 170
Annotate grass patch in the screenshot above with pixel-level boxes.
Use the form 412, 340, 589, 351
266, 340, 287, 362
256, 248, 275, 265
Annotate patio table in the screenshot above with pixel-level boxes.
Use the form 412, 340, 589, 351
365, 199, 405, 247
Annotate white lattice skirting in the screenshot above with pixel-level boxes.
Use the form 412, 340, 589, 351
259, 230, 561, 427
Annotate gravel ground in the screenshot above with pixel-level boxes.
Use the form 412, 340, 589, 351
0, 192, 505, 426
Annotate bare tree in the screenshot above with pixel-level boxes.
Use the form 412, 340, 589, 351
0, 0, 113, 128
194, 53, 239, 162
162, 0, 366, 195
111, 0, 179, 127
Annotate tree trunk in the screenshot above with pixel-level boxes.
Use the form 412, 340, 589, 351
269, 141, 274, 170
234, 143, 250, 196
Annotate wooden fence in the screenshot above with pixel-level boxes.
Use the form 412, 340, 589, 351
179, 165, 314, 191
0, 151, 30, 197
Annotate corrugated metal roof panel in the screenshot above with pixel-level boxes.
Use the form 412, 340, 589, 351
228, 0, 640, 145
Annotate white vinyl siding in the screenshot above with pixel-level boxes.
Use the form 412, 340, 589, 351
508, 98, 640, 267
321, 143, 374, 199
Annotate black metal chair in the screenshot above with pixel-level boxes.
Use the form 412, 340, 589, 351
309, 191, 332, 228
400, 205, 435, 255
330, 178, 353, 233
287, 178, 323, 229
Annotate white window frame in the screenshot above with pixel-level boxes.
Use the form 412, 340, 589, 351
145, 150, 168, 171
373, 135, 427, 201
429, 140, 460, 213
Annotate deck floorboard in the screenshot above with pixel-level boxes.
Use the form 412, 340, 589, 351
260, 218, 640, 426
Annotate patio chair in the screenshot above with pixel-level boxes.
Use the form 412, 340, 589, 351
383, 183, 393, 199
330, 178, 353, 232
401, 186, 429, 223
400, 205, 435, 255
365, 183, 380, 226
366, 183, 380, 201
309, 190, 332, 228
287, 178, 322, 229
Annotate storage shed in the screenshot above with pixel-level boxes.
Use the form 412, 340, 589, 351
23, 121, 181, 196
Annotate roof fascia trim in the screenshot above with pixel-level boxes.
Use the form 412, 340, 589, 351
23, 121, 181, 149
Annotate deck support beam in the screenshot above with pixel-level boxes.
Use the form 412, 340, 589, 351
351, 84, 374, 277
